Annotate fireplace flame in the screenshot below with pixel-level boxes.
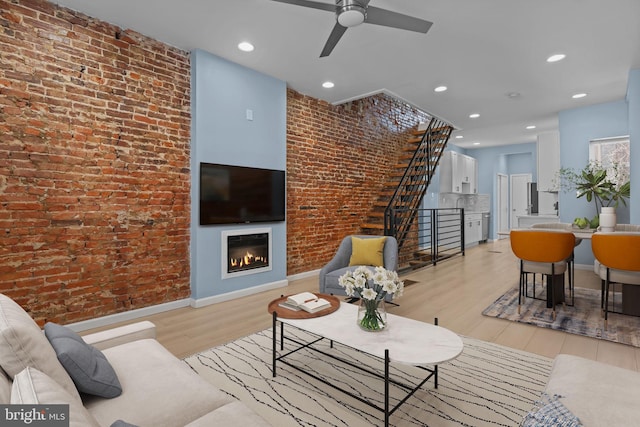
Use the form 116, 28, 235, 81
230, 251, 267, 268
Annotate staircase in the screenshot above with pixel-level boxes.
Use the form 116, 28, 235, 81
360, 118, 453, 264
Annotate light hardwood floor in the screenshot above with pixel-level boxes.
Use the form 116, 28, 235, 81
84, 238, 640, 371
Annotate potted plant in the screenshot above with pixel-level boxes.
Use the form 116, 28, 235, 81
556, 161, 630, 229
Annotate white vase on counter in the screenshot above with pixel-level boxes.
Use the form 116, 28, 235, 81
599, 207, 617, 232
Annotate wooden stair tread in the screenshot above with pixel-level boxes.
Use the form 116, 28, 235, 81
410, 125, 452, 136
407, 136, 449, 144
377, 189, 425, 198
390, 173, 427, 179
362, 120, 453, 259
393, 161, 427, 168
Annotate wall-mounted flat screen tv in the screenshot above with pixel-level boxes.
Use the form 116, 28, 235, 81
199, 163, 286, 225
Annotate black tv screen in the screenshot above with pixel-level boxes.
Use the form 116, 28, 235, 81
199, 163, 286, 225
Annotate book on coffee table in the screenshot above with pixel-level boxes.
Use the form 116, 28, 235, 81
278, 301, 302, 311
285, 292, 331, 313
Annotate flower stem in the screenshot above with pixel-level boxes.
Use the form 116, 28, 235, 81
359, 300, 385, 331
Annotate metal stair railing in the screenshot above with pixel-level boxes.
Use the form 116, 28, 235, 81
383, 118, 452, 248
388, 207, 465, 270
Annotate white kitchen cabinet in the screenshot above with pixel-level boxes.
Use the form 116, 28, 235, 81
463, 155, 478, 194
440, 152, 477, 194
464, 213, 483, 245
537, 131, 560, 192
439, 151, 463, 193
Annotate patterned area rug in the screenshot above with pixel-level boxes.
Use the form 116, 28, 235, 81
482, 286, 640, 347
183, 328, 551, 427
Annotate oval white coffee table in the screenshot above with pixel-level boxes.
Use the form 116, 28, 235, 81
270, 300, 464, 427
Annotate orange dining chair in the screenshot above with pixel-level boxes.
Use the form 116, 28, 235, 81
531, 223, 581, 306
591, 232, 640, 329
510, 230, 576, 320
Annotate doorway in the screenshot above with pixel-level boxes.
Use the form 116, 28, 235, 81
510, 173, 532, 229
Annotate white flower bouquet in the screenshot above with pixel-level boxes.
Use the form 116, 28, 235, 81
338, 266, 404, 331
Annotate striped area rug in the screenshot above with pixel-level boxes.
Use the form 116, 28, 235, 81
183, 328, 551, 427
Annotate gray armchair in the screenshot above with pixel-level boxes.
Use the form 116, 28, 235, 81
319, 235, 399, 300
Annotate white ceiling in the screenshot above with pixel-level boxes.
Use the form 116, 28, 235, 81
52, 0, 640, 149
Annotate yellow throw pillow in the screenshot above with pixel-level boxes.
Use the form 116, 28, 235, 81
349, 236, 386, 266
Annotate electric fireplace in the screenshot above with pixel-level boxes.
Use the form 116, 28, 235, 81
221, 228, 272, 279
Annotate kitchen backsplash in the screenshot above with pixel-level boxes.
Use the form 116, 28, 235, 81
440, 193, 490, 212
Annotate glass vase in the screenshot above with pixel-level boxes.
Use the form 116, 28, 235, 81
357, 299, 387, 332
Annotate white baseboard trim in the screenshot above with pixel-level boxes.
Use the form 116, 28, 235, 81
575, 263, 596, 271
287, 269, 320, 281
68, 275, 313, 332
68, 299, 191, 332
190, 279, 289, 308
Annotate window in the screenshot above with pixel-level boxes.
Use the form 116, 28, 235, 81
589, 136, 630, 188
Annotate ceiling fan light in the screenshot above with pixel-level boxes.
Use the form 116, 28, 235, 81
337, 6, 365, 27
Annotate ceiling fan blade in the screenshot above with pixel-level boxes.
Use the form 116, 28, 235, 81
320, 23, 348, 57
365, 6, 433, 33
271, 0, 337, 13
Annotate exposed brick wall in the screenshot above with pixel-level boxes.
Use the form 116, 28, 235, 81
0, 0, 191, 325
0, 0, 432, 323
286, 90, 430, 275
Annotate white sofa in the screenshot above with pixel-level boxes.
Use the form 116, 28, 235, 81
543, 354, 640, 426
0, 293, 271, 427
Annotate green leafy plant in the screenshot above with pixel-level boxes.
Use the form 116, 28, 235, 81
556, 161, 631, 218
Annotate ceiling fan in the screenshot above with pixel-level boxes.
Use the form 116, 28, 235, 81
272, 0, 433, 57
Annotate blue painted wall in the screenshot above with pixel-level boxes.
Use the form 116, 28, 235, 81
628, 69, 640, 224
190, 49, 287, 300
474, 143, 536, 189
428, 142, 536, 238
469, 142, 536, 238
466, 69, 638, 266
558, 100, 629, 264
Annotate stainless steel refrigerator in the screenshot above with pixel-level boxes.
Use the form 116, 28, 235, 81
527, 182, 538, 214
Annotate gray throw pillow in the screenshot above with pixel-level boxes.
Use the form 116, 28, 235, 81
44, 322, 122, 398
110, 421, 139, 427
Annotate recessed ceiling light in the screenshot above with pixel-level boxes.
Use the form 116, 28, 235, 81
434, 86, 447, 92
455, 135, 463, 139
237, 41, 254, 52
526, 125, 536, 130
469, 113, 480, 119
473, 142, 480, 146
547, 53, 566, 63
572, 93, 587, 99
322, 81, 334, 89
